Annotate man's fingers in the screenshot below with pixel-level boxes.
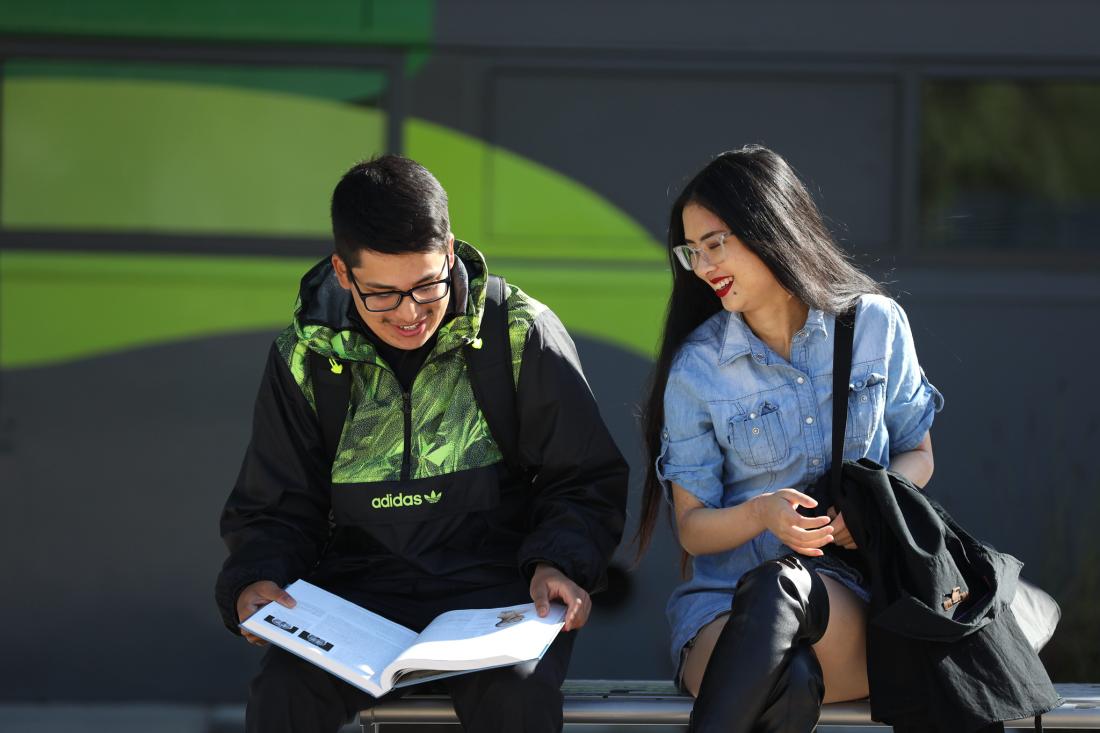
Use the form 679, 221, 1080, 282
242, 631, 268, 647
790, 544, 826, 557
558, 586, 589, 632
530, 581, 550, 616
565, 593, 590, 632
254, 581, 296, 607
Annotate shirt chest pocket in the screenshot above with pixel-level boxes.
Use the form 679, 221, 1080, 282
714, 400, 790, 468
845, 370, 886, 450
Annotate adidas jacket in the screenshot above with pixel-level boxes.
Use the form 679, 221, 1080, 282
215, 241, 628, 632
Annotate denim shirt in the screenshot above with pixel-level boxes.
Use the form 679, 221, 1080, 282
657, 294, 944, 665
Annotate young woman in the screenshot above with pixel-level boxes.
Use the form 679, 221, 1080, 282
636, 146, 943, 732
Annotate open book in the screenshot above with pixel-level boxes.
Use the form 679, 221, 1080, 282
240, 579, 566, 697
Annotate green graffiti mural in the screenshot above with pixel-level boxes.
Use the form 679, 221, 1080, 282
1, 69, 668, 369
0, 50, 668, 372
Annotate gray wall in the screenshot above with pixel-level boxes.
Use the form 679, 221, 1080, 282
2, 0, 1099, 703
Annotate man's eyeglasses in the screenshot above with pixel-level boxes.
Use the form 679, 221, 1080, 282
672, 232, 733, 271
346, 258, 451, 312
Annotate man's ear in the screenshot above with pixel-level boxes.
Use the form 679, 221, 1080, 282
447, 233, 456, 267
331, 253, 352, 290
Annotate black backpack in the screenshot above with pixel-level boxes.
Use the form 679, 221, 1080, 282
307, 274, 524, 478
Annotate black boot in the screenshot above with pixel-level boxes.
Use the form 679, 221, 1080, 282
688, 555, 830, 733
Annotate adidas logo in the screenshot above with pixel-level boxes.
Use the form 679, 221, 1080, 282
371, 492, 422, 508
370, 490, 444, 509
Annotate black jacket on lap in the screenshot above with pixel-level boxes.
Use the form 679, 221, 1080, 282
834, 458, 1060, 733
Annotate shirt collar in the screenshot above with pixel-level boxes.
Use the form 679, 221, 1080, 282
717, 307, 828, 365
718, 312, 754, 365
802, 308, 828, 340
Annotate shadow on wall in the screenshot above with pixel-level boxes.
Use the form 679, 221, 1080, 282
0, 329, 678, 703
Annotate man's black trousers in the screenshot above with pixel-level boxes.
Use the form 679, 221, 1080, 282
246, 631, 576, 732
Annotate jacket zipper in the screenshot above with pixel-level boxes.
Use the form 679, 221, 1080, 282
401, 390, 412, 482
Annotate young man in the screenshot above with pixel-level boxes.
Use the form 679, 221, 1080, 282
215, 155, 628, 732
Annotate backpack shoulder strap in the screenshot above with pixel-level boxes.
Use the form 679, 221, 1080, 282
828, 305, 857, 497
309, 350, 351, 469
309, 275, 521, 476
465, 274, 524, 476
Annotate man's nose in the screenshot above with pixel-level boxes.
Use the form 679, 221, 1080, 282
394, 296, 422, 321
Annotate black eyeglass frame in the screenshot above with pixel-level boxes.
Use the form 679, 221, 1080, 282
345, 257, 451, 312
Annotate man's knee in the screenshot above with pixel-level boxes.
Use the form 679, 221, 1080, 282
465, 668, 564, 731
247, 647, 358, 732
250, 647, 320, 700
450, 634, 574, 733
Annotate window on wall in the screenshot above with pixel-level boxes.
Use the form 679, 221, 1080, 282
921, 79, 1100, 254
0, 59, 389, 239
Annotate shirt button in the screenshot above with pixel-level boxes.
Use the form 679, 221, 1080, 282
796, 376, 805, 385
749, 412, 757, 419
752, 427, 761, 435
662, 429, 668, 439
812, 458, 821, 466
860, 394, 869, 403
805, 416, 814, 425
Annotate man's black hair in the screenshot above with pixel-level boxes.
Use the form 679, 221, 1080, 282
331, 155, 451, 265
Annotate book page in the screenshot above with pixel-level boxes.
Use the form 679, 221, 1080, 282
240, 579, 418, 696
382, 602, 566, 689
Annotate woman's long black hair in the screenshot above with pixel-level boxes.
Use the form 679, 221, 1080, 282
634, 145, 883, 560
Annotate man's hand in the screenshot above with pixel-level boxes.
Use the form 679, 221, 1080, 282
236, 580, 297, 646
529, 563, 590, 632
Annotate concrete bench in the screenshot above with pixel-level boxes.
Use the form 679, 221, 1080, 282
361, 681, 1100, 730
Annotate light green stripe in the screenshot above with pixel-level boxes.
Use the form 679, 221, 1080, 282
0, 250, 308, 368
406, 118, 665, 263
1, 78, 385, 235
1, 251, 669, 369
495, 263, 669, 359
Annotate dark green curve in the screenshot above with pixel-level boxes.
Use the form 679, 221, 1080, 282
0, 1, 436, 46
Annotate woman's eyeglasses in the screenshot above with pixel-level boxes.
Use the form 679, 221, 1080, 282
672, 232, 732, 271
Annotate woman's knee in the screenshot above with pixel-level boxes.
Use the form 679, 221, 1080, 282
735, 556, 815, 607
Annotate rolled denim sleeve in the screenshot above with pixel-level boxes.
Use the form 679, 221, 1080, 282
884, 299, 944, 453
655, 359, 725, 508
